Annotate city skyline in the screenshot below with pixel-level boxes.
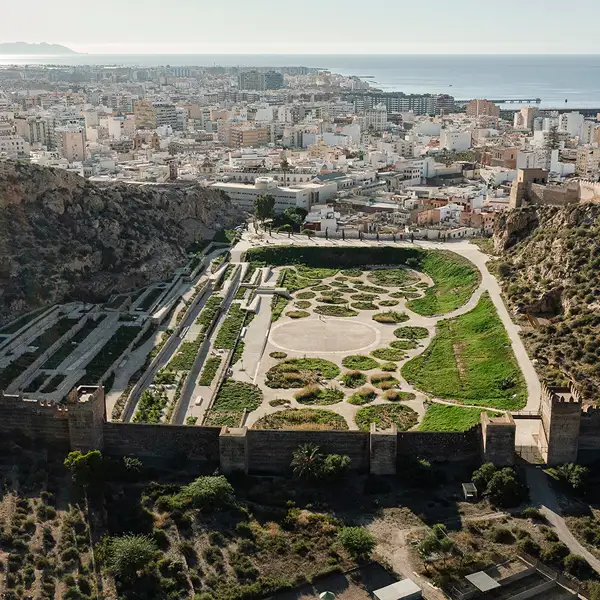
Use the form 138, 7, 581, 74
2, 0, 600, 55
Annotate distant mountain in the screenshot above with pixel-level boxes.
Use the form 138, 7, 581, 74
0, 42, 78, 55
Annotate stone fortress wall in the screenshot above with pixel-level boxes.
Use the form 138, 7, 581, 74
0, 384, 595, 472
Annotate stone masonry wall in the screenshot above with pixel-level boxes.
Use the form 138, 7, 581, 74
246, 429, 371, 475
102, 422, 221, 463
396, 428, 482, 462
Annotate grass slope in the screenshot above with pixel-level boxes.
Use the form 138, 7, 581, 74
402, 294, 527, 410
419, 403, 502, 432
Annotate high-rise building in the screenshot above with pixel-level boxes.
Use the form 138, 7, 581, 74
513, 107, 538, 131
264, 71, 284, 90
14, 115, 54, 148
133, 100, 157, 129
153, 102, 178, 129
238, 70, 265, 91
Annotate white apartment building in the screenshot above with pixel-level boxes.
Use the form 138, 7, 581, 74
153, 102, 178, 130
359, 104, 388, 131
576, 146, 600, 180
107, 115, 136, 140
211, 177, 336, 213
559, 112, 584, 138
440, 129, 472, 151
14, 115, 54, 148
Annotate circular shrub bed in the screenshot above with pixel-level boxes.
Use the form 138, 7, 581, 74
348, 386, 378, 406
265, 358, 340, 389
367, 268, 418, 287
286, 310, 310, 319
297, 291, 316, 299
341, 370, 367, 388
354, 283, 387, 294
342, 355, 379, 370
269, 398, 291, 407
372, 311, 409, 324
295, 300, 311, 309
352, 302, 379, 311
380, 362, 397, 372
351, 293, 378, 302
403, 292, 422, 299
379, 299, 399, 307
253, 409, 348, 430
370, 373, 400, 389
317, 295, 347, 305
390, 340, 419, 350
355, 404, 418, 431
371, 348, 405, 362
294, 384, 344, 405
314, 305, 358, 317
269, 351, 288, 359
393, 326, 429, 340
383, 390, 416, 402
343, 269, 363, 278
312, 284, 331, 292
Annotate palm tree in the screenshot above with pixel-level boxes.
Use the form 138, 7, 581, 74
291, 443, 324, 479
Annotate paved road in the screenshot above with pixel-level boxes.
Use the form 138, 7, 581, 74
526, 467, 600, 574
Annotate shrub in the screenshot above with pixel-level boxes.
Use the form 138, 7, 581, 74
390, 340, 419, 350
491, 527, 515, 544
253, 408, 348, 431
286, 310, 310, 319
295, 300, 311, 309
314, 305, 358, 317
371, 348, 405, 362
296, 291, 315, 299
337, 527, 375, 560
383, 390, 416, 402
269, 398, 290, 407
352, 302, 379, 311
293, 384, 344, 405
394, 326, 429, 340
521, 507, 545, 521
541, 542, 569, 563
266, 358, 340, 388
555, 463, 589, 494
103, 534, 157, 580
269, 351, 288, 359
341, 371, 367, 388
373, 311, 409, 324
198, 357, 221, 386
179, 476, 235, 511
348, 387, 378, 405
342, 355, 379, 370
563, 553, 592, 578
517, 537, 541, 556
380, 362, 397, 372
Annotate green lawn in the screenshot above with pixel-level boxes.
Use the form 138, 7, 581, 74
419, 404, 502, 432
402, 294, 527, 410
407, 251, 480, 316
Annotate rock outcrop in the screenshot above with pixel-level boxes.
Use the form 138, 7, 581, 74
0, 161, 244, 323
494, 203, 600, 400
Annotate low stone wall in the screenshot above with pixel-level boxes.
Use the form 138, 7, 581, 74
103, 421, 221, 463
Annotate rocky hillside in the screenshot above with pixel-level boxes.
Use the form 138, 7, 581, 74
494, 203, 600, 401
0, 161, 243, 324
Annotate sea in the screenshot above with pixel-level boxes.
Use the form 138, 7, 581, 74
1, 54, 600, 109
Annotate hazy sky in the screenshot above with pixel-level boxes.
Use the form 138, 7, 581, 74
2, 0, 600, 54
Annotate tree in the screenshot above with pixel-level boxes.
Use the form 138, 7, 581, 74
472, 462, 497, 493
337, 527, 375, 560
418, 524, 455, 558
64, 450, 104, 486
563, 553, 592, 578
103, 534, 157, 580
254, 194, 275, 223
485, 468, 526, 508
280, 156, 290, 186
556, 463, 589, 494
322, 454, 351, 480
291, 443, 324, 480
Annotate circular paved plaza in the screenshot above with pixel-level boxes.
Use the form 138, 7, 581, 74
269, 317, 380, 354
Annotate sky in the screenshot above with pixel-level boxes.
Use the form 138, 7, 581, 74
1, 0, 600, 54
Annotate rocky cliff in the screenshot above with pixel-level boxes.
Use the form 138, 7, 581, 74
0, 161, 243, 323
494, 203, 600, 400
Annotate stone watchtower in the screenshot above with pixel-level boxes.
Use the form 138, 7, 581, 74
539, 384, 582, 465
481, 413, 516, 466
66, 386, 106, 453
